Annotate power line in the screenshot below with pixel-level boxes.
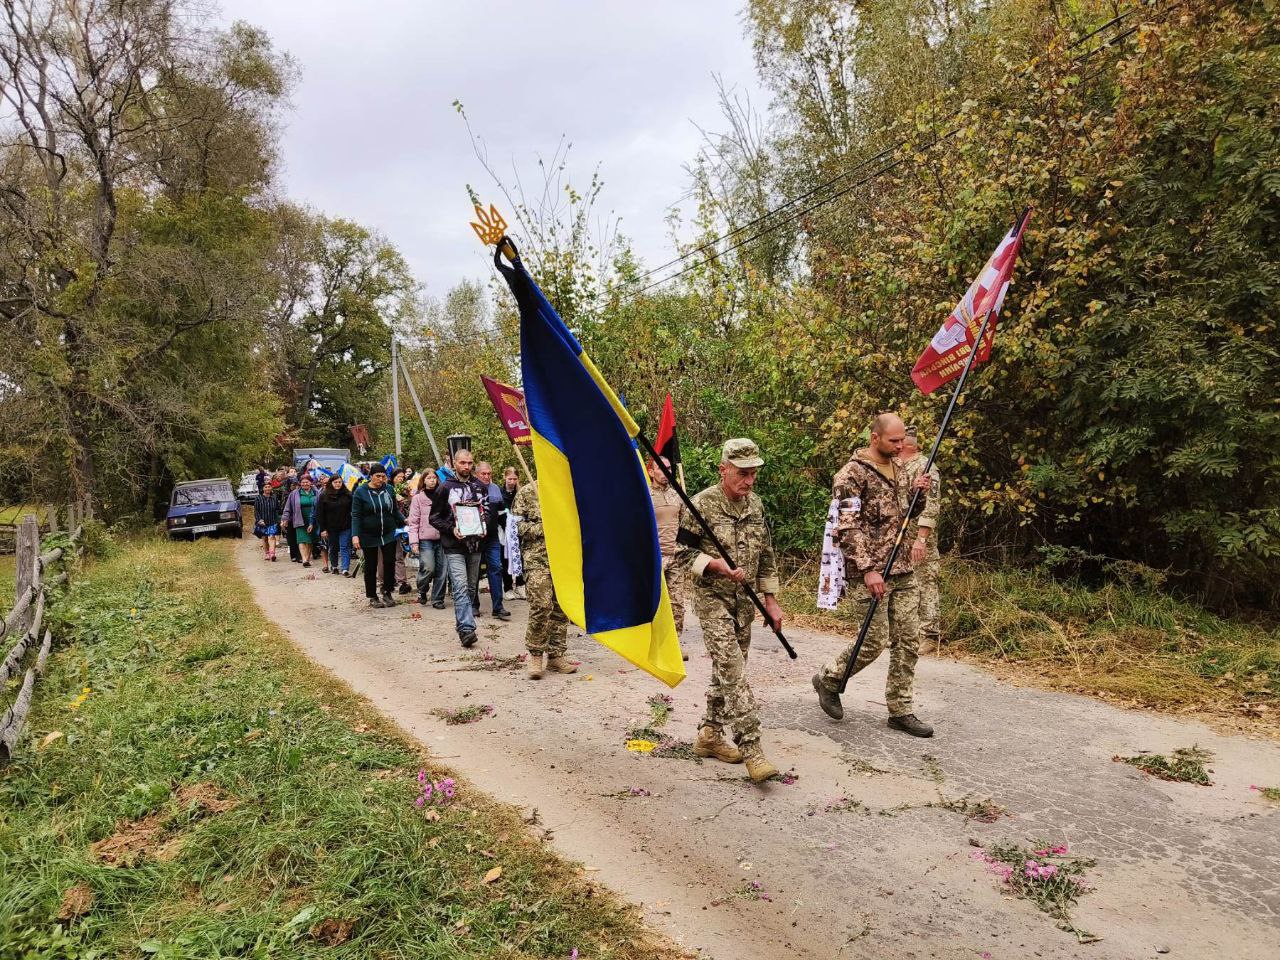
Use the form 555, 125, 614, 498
626, 7, 1145, 293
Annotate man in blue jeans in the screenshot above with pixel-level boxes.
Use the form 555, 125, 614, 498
429, 448, 488, 647
475, 462, 512, 621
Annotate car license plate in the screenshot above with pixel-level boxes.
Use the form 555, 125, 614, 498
190, 524, 217, 534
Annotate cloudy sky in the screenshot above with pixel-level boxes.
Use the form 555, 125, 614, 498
216, 1, 767, 297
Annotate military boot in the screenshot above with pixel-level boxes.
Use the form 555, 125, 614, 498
887, 713, 934, 738
545, 656, 578, 674
812, 674, 844, 720
526, 653, 544, 679
741, 745, 779, 784
692, 725, 742, 763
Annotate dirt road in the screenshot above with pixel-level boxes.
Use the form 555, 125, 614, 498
238, 539, 1280, 960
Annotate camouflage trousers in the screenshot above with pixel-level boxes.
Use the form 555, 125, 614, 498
916, 549, 940, 641
664, 560, 686, 635
699, 604, 761, 750
819, 572, 920, 717
523, 562, 568, 657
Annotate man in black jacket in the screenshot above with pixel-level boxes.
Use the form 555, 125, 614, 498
429, 448, 488, 647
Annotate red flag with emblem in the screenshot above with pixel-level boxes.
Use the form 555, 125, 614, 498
911, 211, 1031, 395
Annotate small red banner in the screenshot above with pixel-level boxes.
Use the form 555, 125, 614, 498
480, 375, 532, 446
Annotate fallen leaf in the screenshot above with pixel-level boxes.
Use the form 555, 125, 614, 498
426, 836, 441, 849
242, 729, 263, 741
423, 808, 441, 822
481, 866, 503, 885
38, 731, 64, 750
310, 918, 355, 946
57, 884, 93, 920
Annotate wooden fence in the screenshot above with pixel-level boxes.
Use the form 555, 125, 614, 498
0, 500, 91, 759
1, 501, 93, 553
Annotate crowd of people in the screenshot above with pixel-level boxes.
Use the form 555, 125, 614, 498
248, 452, 528, 649
244, 410, 944, 785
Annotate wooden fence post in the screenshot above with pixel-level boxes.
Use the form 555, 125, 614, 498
14, 516, 38, 635
84, 498, 94, 522
46, 504, 58, 535
69, 502, 80, 533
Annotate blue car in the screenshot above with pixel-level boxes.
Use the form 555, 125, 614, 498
166, 478, 243, 540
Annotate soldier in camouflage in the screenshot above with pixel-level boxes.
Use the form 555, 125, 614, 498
513, 480, 577, 680
648, 455, 689, 662
677, 438, 785, 783
812, 413, 935, 738
901, 427, 942, 653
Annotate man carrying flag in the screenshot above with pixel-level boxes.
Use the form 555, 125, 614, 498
814, 209, 1030, 731
678, 439, 785, 782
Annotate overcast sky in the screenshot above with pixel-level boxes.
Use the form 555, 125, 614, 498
215, 1, 766, 298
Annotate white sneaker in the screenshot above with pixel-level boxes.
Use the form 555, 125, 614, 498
513, 584, 526, 600
503, 589, 515, 601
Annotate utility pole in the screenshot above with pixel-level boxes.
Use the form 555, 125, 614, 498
390, 333, 403, 457
398, 353, 444, 467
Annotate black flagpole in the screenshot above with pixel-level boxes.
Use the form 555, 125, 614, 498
637, 432, 797, 659
837, 206, 1029, 693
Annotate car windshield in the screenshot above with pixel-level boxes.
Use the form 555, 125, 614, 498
172, 483, 232, 506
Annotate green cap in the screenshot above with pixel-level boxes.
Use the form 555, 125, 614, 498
722, 438, 764, 469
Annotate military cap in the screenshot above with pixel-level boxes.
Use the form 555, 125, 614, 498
722, 438, 764, 468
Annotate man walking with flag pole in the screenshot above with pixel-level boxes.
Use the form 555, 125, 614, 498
812, 207, 1031, 731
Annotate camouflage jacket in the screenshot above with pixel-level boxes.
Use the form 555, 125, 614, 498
676, 484, 780, 615
513, 481, 548, 567
903, 452, 942, 560
833, 449, 926, 576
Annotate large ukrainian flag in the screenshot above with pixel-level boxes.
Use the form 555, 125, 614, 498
496, 247, 685, 688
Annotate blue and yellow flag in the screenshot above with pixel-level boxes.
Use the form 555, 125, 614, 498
496, 248, 685, 687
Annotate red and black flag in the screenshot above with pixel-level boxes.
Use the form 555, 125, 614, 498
652, 393, 682, 485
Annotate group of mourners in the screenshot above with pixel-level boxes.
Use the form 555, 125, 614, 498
245, 411, 944, 785
247, 451, 560, 658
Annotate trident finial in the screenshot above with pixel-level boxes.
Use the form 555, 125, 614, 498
469, 204, 508, 246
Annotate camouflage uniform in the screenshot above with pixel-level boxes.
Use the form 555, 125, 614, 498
903, 452, 942, 647
513, 482, 568, 657
817, 449, 926, 717
676, 480, 780, 754
650, 483, 686, 634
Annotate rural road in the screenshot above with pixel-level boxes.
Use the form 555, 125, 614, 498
238, 538, 1280, 960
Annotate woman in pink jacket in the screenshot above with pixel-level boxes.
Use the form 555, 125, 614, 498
408, 471, 445, 607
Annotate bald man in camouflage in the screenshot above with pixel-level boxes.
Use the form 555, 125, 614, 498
812, 413, 935, 737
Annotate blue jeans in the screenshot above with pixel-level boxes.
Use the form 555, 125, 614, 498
482, 538, 506, 614
334, 529, 352, 572
444, 551, 480, 639
415, 540, 446, 602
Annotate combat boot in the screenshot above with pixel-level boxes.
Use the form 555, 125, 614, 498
545, 656, 578, 674
812, 674, 844, 720
741, 746, 779, 784
527, 653, 544, 679
692, 726, 742, 763
887, 713, 934, 738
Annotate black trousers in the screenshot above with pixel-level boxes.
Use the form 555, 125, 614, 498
362, 541, 397, 598
285, 525, 301, 561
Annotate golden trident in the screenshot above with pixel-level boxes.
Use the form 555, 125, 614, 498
469, 203, 518, 261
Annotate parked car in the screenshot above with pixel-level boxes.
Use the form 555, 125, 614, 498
293, 447, 350, 475
236, 471, 259, 503
166, 478, 242, 539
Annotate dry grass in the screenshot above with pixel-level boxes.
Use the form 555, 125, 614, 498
779, 557, 1280, 737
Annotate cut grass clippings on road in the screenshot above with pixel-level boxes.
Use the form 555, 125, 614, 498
0, 535, 685, 960
1115, 746, 1214, 785
780, 558, 1280, 733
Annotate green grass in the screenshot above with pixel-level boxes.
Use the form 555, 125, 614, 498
780, 558, 1280, 725
0, 536, 682, 960
1117, 746, 1214, 785
0, 504, 46, 527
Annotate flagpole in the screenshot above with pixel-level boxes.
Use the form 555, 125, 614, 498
636, 431, 797, 659
512, 443, 534, 483
836, 211, 1031, 692
398, 353, 444, 467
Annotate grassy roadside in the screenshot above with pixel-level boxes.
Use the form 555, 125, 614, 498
780, 558, 1279, 735
0, 535, 684, 960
